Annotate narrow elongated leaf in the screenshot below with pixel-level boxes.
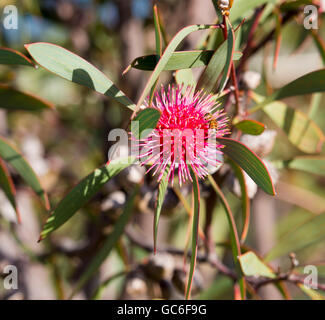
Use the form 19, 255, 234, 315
153, 5, 163, 56
250, 69, 325, 113
265, 101, 324, 154
39, 157, 134, 240
216, 137, 275, 195
154, 165, 170, 253
280, 0, 314, 12
25, 43, 135, 110
265, 212, 325, 262
251, 93, 324, 153
185, 167, 201, 300
135, 24, 219, 113
0, 158, 21, 223
230, 0, 275, 21
0, 47, 35, 67
239, 251, 275, 278
208, 175, 246, 299
131, 108, 161, 139
298, 283, 325, 300
218, 19, 235, 93
0, 85, 54, 111
276, 156, 325, 176
234, 119, 265, 136
129, 50, 242, 71
71, 186, 138, 298
0, 136, 49, 210
196, 41, 228, 93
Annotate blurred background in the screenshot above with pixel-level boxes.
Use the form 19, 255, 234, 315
0, 0, 325, 300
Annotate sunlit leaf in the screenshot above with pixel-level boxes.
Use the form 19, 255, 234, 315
275, 156, 325, 177
298, 283, 325, 300
39, 157, 135, 241
239, 251, 275, 278
230, 0, 276, 22
0, 136, 49, 210
216, 137, 275, 195
25, 42, 135, 110
0, 84, 54, 111
175, 69, 196, 90
251, 93, 324, 153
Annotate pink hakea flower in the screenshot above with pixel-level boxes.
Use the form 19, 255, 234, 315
132, 85, 230, 185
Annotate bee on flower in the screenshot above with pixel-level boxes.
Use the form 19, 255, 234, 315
131, 85, 230, 185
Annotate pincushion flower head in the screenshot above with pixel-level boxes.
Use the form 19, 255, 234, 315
132, 85, 230, 185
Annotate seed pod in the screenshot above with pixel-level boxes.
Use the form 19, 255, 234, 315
172, 268, 203, 296
143, 253, 175, 281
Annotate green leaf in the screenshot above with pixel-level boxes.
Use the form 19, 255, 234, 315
250, 69, 325, 113
0, 47, 35, 67
216, 137, 275, 195
218, 20, 235, 93
298, 283, 325, 300
0, 158, 21, 223
153, 5, 163, 56
175, 69, 196, 90
239, 251, 276, 278
265, 212, 325, 262
234, 119, 265, 136
280, 0, 314, 12
274, 157, 325, 177
208, 175, 246, 299
71, 186, 138, 298
251, 93, 324, 153
131, 108, 161, 139
39, 157, 134, 240
129, 50, 242, 71
25, 42, 135, 110
230, 0, 276, 22
197, 40, 228, 93
277, 156, 325, 176
185, 167, 201, 300
154, 164, 170, 253
265, 101, 324, 154
0, 136, 49, 210
136, 24, 219, 112
0, 84, 54, 111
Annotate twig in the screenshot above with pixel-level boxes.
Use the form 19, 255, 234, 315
126, 227, 325, 294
